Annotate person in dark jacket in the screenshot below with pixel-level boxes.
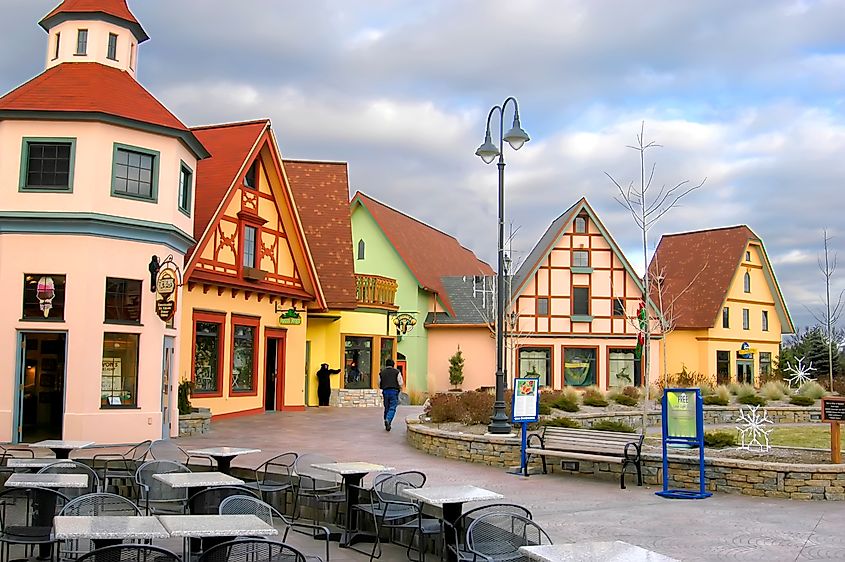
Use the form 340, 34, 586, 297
378, 359, 403, 431
316, 363, 340, 406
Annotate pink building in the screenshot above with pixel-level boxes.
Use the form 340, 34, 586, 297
0, 1, 209, 443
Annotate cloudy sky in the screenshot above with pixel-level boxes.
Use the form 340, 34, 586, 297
3, 0, 844, 332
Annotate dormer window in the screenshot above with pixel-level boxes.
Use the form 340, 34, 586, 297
53, 33, 61, 60
129, 43, 136, 70
243, 226, 258, 268
107, 33, 118, 61
574, 216, 587, 233
244, 161, 257, 189
76, 29, 88, 55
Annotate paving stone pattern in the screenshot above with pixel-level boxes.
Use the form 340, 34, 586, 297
173, 406, 845, 561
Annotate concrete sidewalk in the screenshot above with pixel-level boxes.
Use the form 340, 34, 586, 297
174, 406, 845, 561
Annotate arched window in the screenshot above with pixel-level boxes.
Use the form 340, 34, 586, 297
743, 271, 751, 293
357, 239, 365, 260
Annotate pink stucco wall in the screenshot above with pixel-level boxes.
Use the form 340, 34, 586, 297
427, 327, 496, 393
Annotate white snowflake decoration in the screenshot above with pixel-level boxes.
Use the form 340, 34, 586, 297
784, 356, 816, 389
736, 405, 773, 453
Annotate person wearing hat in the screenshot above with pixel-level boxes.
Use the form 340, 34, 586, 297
316, 363, 340, 406
378, 358, 403, 431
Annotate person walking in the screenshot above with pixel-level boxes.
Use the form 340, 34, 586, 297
378, 359, 403, 431
316, 363, 340, 406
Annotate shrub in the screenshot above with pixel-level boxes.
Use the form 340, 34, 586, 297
735, 384, 756, 400
714, 385, 731, 403
448, 347, 465, 389
407, 390, 428, 405
612, 394, 638, 407
552, 397, 580, 412
728, 382, 741, 395
538, 403, 551, 415
458, 391, 494, 425
178, 380, 194, 415
562, 387, 580, 404
541, 417, 580, 428
798, 381, 827, 399
703, 394, 729, 406
582, 387, 609, 407
760, 381, 787, 401
737, 394, 767, 407
591, 420, 635, 433
704, 430, 737, 448
428, 393, 461, 423
622, 386, 640, 400
790, 395, 816, 406
699, 383, 715, 397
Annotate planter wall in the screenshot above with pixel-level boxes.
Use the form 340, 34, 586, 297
178, 407, 211, 436
331, 389, 382, 407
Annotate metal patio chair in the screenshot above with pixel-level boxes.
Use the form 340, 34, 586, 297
135, 460, 191, 515
465, 513, 552, 562
91, 440, 151, 498
442, 504, 533, 562
58, 492, 142, 560
76, 544, 180, 562
198, 538, 307, 562
37, 460, 99, 498
241, 452, 297, 511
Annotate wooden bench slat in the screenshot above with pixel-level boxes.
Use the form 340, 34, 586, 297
524, 449, 626, 463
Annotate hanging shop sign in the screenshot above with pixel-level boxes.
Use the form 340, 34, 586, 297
155, 267, 178, 322
278, 308, 302, 325
393, 313, 417, 335
737, 342, 755, 359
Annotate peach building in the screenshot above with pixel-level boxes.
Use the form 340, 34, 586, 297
0, 0, 209, 443
508, 199, 660, 389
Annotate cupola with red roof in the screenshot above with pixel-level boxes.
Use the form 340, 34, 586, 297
39, 0, 147, 77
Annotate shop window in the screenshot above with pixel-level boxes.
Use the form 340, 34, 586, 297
107, 33, 118, 60
104, 277, 142, 324
759, 352, 772, 379
20, 138, 76, 191
574, 216, 586, 233
722, 307, 729, 329
612, 298, 625, 317
609, 348, 640, 388
537, 297, 549, 316
519, 348, 551, 386
743, 272, 751, 293
111, 143, 159, 202
572, 287, 589, 316
193, 313, 224, 394
716, 350, 730, 385
563, 347, 596, 387
742, 308, 750, 330
762, 310, 769, 332
572, 250, 589, 268
101, 333, 139, 408
345, 336, 372, 389
178, 162, 193, 216
231, 317, 258, 393
22, 274, 66, 321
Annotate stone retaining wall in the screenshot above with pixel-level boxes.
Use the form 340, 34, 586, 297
558, 405, 820, 430
406, 418, 845, 501
178, 407, 211, 436
331, 389, 382, 407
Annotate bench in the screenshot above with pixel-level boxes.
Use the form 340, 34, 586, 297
524, 427, 644, 489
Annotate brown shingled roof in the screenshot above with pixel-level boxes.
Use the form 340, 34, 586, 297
352, 192, 493, 316
285, 160, 357, 310
648, 225, 791, 330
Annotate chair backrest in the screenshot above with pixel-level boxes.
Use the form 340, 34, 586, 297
188, 485, 259, 515
37, 460, 99, 496
293, 453, 341, 486
77, 544, 181, 562
460, 503, 533, 528
60, 492, 142, 516
0, 487, 70, 528
149, 440, 187, 462
218, 494, 288, 527
257, 452, 297, 485
372, 470, 426, 503
129, 440, 152, 461
198, 538, 306, 562
135, 460, 191, 512
466, 513, 552, 558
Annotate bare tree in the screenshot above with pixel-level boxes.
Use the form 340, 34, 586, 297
606, 122, 706, 430
806, 229, 844, 390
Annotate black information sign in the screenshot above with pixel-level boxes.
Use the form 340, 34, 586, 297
821, 398, 845, 422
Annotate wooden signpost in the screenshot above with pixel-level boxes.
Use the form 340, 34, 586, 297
820, 397, 845, 464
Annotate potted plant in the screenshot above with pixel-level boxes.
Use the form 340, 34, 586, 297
178, 380, 194, 415
448, 347, 465, 391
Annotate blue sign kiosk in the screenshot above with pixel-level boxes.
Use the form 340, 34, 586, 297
656, 388, 712, 499
511, 378, 540, 476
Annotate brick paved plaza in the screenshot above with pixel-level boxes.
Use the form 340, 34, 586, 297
173, 406, 845, 561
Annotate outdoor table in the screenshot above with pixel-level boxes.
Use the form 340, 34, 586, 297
520, 542, 679, 561
310, 462, 394, 547
152, 471, 244, 498
184, 447, 261, 474
4, 472, 88, 489
159, 514, 277, 560
54, 515, 169, 550
6, 458, 75, 470
29, 439, 94, 459
401, 484, 504, 562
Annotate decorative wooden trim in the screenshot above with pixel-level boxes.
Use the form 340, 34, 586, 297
230, 314, 261, 397
236, 210, 268, 226
191, 310, 226, 398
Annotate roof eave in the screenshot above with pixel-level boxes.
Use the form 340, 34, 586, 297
39, 12, 149, 43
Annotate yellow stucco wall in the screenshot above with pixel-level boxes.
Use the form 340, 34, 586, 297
662, 242, 785, 385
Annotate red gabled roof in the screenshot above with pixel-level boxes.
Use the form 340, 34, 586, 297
40, 0, 148, 41
285, 160, 357, 310
353, 192, 493, 316
649, 225, 792, 331
0, 63, 187, 131
190, 120, 269, 242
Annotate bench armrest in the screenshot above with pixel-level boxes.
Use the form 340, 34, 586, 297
623, 441, 642, 462
526, 433, 544, 449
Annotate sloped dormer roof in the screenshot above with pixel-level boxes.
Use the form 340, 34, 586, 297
285, 160, 357, 310
649, 225, 794, 332
352, 192, 493, 316
40, 0, 149, 42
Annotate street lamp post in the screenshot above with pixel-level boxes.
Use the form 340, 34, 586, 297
475, 97, 529, 435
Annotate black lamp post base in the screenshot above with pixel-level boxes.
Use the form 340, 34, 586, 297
488, 401, 512, 434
